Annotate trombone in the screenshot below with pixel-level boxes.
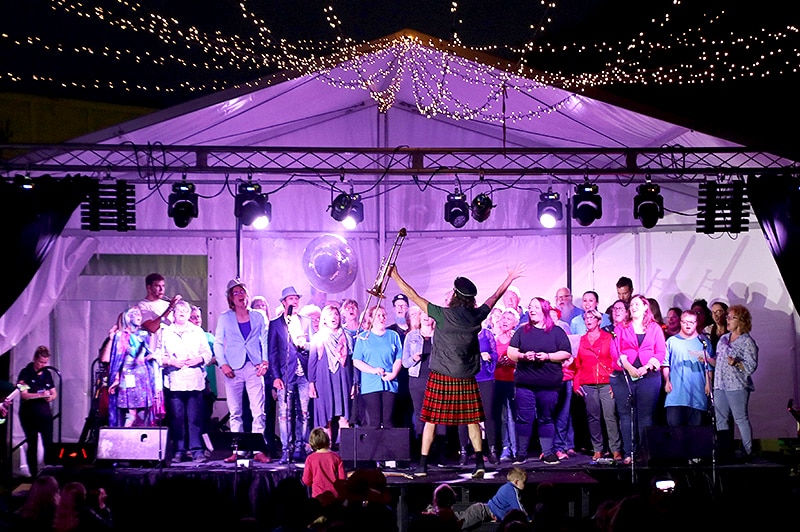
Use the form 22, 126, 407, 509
362, 228, 406, 333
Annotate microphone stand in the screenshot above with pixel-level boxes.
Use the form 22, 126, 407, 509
700, 337, 717, 491
621, 370, 637, 485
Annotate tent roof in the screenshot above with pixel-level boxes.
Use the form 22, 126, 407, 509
65, 30, 745, 154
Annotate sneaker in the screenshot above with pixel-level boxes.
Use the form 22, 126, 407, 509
542, 454, 561, 465
223, 453, 239, 464
512, 456, 528, 465
499, 447, 513, 462
192, 451, 208, 463
566, 449, 578, 457
612, 452, 623, 461
172, 452, 185, 464
413, 467, 428, 477
471, 466, 485, 479
592, 452, 603, 461
556, 450, 569, 461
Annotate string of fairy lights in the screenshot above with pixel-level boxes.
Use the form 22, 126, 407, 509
0, 0, 797, 112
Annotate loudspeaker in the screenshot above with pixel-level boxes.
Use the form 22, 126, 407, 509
339, 428, 411, 461
203, 432, 271, 460
96, 427, 169, 462
644, 426, 713, 465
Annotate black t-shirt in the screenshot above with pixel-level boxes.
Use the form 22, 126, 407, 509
510, 324, 571, 390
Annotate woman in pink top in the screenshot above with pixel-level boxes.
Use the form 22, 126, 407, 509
609, 294, 666, 464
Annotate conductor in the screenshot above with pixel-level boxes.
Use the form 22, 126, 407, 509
390, 263, 525, 478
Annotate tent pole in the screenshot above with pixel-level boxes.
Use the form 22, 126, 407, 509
566, 198, 573, 290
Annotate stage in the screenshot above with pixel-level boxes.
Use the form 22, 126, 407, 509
7, 448, 798, 532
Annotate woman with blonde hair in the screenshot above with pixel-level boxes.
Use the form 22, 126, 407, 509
308, 304, 353, 444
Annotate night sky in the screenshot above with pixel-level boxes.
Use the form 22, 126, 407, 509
1, 1, 798, 159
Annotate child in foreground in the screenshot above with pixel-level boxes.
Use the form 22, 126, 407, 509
302, 427, 347, 503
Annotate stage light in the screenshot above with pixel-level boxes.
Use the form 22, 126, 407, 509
537, 189, 563, 228
167, 180, 198, 228
572, 180, 602, 227
470, 193, 494, 222
330, 192, 363, 229
234, 182, 271, 229
633, 179, 664, 229
444, 192, 469, 228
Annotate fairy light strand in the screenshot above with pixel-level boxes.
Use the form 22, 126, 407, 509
0, 1, 795, 114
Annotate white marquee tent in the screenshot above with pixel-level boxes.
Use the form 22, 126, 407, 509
2, 31, 797, 472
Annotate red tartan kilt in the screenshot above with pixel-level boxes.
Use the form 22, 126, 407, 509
420, 371, 485, 425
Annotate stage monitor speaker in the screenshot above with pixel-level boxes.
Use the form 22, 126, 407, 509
96, 427, 169, 462
339, 428, 411, 462
203, 432, 271, 461
644, 425, 713, 466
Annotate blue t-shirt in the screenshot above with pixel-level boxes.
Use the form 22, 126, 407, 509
353, 329, 403, 394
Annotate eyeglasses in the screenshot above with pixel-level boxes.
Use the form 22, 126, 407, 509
712, 310, 726, 315
232, 290, 246, 296
612, 306, 626, 312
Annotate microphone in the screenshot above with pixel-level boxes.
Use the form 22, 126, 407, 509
287, 305, 294, 317
699, 336, 708, 350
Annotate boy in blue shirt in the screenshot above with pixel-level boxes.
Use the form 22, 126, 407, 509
458, 466, 529, 528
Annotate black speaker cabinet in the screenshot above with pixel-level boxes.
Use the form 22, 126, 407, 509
96, 427, 169, 462
339, 428, 411, 461
644, 425, 713, 465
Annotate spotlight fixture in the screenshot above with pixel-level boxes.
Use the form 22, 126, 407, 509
633, 179, 664, 229
537, 189, 563, 228
444, 192, 469, 228
330, 192, 363, 230
572, 180, 602, 227
167, 180, 199, 228
234, 182, 271, 229
470, 193, 494, 223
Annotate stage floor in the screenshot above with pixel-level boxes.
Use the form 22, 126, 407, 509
3, 450, 795, 532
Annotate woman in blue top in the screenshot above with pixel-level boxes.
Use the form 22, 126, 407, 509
352, 306, 403, 430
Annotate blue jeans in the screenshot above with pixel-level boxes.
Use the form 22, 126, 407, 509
167, 389, 204, 453
554, 380, 574, 452
493, 380, 517, 453
515, 385, 558, 458
714, 388, 752, 453
609, 371, 661, 459
276, 377, 310, 451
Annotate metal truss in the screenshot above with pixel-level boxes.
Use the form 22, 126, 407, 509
2, 143, 796, 183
